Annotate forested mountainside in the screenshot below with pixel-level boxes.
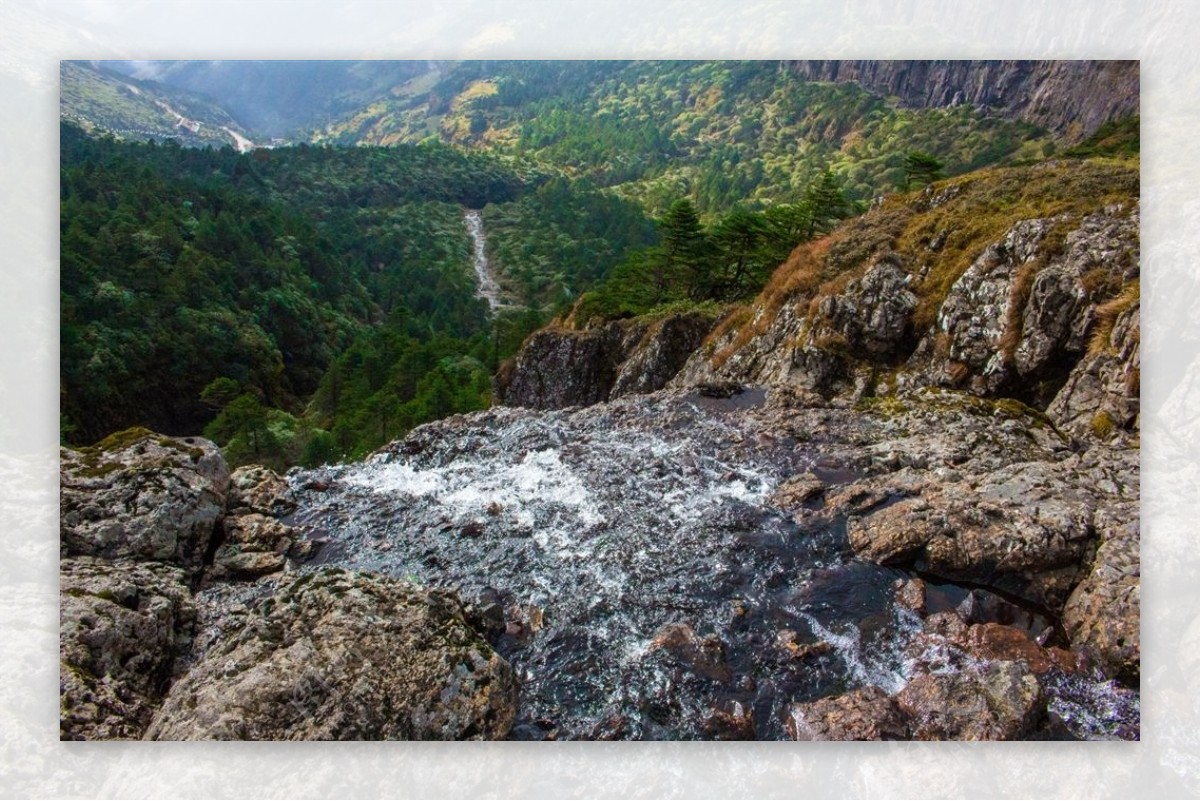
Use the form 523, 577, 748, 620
60, 59, 1140, 742
60, 122, 547, 462
60, 61, 256, 150
103, 60, 442, 139
313, 60, 1056, 212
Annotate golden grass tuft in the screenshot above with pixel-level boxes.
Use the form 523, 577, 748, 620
1087, 279, 1139, 357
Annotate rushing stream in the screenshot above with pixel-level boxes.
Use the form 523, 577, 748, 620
285, 391, 1138, 740
464, 210, 507, 311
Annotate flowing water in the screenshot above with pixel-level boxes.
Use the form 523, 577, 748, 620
464, 210, 507, 311
286, 392, 1138, 740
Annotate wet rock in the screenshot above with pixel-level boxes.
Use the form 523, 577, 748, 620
145, 568, 518, 740
650, 623, 732, 682
897, 660, 1043, 740
894, 577, 927, 615
60, 429, 230, 576
787, 686, 909, 741
463, 587, 508, 644
769, 472, 826, 510
775, 628, 832, 660
962, 623, 1075, 676
702, 700, 757, 740
60, 556, 195, 740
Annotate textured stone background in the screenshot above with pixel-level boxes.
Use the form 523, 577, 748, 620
1, 0, 1193, 796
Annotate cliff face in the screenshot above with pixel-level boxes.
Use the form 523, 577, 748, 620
495, 310, 718, 410
784, 60, 1139, 142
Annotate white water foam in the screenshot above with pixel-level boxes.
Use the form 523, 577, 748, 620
347, 448, 605, 533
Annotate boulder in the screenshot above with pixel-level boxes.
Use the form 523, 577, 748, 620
60, 428, 230, 576
60, 556, 195, 740
145, 568, 518, 740
226, 465, 297, 516
896, 660, 1043, 740
786, 685, 909, 741
208, 513, 300, 581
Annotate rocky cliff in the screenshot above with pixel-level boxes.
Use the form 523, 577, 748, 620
785, 60, 1139, 143
59, 429, 517, 741
495, 309, 718, 410
673, 158, 1140, 445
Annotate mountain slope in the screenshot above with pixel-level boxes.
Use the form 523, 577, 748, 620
785, 60, 1139, 143
60, 61, 255, 149
106, 60, 441, 139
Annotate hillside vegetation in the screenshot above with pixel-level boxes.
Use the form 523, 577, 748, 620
60, 122, 547, 465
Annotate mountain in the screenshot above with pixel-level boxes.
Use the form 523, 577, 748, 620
58, 57, 1140, 741
785, 60, 1140, 143
60, 61, 256, 149
104, 60, 442, 139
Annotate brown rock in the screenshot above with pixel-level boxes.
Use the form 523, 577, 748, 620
650, 622, 732, 682
896, 660, 1043, 740
702, 700, 756, 740
786, 686, 909, 741
894, 577, 927, 615
963, 623, 1075, 676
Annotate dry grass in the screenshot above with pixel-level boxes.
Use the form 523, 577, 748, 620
1088, 279, 1140, 357
699, 158, 1138, 375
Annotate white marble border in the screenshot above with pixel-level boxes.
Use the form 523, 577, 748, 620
3, 1, 1192, 797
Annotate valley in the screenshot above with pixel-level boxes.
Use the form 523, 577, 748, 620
58, 59, 1140, 741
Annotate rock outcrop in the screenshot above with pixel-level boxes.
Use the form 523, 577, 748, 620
60, 428, 230, 577
146, 568, 518, 740
785, 60, 1139, 143
60, 431, 516, 741
673, 164, 1140, 445
496, 310, 716, 410
59, 557, 196, 740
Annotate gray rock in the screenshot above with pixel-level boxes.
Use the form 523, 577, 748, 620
60, 429, 230, 576
1047, 302, 1140, 441
227, 465, 297, 516
611, 312, 717, 398
145, 568, 518, 740
811, 257, 918, 359
1062, 502, 1140, 679
60, 556, 195, 740
498, 312, 717, 410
